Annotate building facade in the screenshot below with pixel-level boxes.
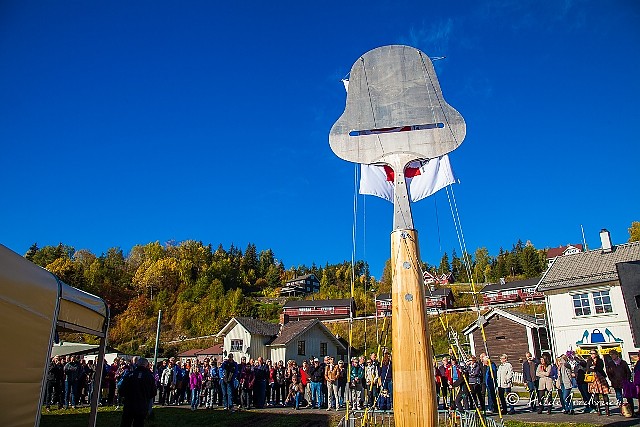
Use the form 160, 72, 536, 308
537, 231, 640, 362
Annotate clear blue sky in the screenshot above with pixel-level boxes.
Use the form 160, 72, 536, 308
1, 1, 639, 278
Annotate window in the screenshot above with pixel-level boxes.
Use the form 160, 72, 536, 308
593, 290, 613, 314
298, 340, 306, 356
230, 339, 243, 352
320, 342, 328, 357
573, 293, 591, 316
299, 307, 312, 312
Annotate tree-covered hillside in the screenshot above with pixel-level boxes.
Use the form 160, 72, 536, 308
25, 236, 552, 355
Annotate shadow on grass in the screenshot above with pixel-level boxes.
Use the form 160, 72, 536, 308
40, 406, 340, 427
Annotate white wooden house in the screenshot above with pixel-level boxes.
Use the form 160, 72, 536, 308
216, 317, 280, 361
536, 230, 640, 362
216, 316, 346, 363
267, 319, 346, 363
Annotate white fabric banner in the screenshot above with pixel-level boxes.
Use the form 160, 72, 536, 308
359, 155, 457, 203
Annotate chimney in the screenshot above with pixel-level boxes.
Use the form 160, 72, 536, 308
600, 229, 613, 253
279, 313, 289, 325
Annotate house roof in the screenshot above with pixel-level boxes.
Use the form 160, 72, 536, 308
198, 344, 223, 355
268, 319, 346, 350
537, 241, 640, 292
285, 274, 318, 284
481, 276, 541, 293
462, 308, 546, 335
283, 298, 353, 308
377, 288, 452, 301
217, 317, 280, 337
546, 244, 583, 259
178, 348, 202, 357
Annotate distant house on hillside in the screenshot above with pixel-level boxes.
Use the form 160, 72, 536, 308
424, 271, 454, 286
536, 230, 640, 362
282, 299, 355, 321
280, 274, 320, 297
376, 289, 454, 316
462, 308, 550, 370
546, 244, 583, 267
481, 276, 544, 305
216, 316, 346, 363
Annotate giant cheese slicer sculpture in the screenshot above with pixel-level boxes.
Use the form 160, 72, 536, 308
329, 45, 466, 427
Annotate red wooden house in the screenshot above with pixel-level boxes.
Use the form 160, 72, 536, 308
282, 298, 355, 321
376, 288, 454, 316
481, 276, 543, 305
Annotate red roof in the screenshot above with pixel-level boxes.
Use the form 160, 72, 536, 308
198, 344, 223, 355
177, 348, 203, 357
547, 244, 583, 259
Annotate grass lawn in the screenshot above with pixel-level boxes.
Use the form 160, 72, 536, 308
40, 406, 341, 427
41, 406, 605, 427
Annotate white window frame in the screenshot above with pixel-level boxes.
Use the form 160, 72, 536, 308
230, 339, 243, 352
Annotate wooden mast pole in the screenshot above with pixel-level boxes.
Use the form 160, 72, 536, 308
391, 229, 437, 426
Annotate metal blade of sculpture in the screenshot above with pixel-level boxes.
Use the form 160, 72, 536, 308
329, 45, 466, 427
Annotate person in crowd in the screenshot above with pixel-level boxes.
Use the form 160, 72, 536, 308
220, 354, 238, 411
266, 359, 275, 406
308, 358, 325, 409
176, 361, 188, 405
364, 355, 380, 408
606, 349, 631, 410
586, 350, 610, 416
251, 357, 267, 408
377, 388, 392, 411
571, 355, 594, 413
325, 356, 340, 411
448, 357, 468, 411
321, 356, 330, 408
467, 355, 484, 412
160, 359, 174, 405
286, 374, 304, 410
623, 359, 640, 416
349, 357, 365, 410
439, 356, 452, 410
522, 352, 539, 412
84, 359, 95, 405
45, 355, 64, 410
496, 354, 514, 415
63, 355, 82, 409
556, 355, 574, 414
536, 355, 553, 415
379, 352, 392, 409
207, 359, 221, 408
274, 360, 286, 406
189, 365, 203, 411
336, 359, 347, 408
199, 359, 211, 408
299, 359, 311, 408
119, 358, 156, 427
239, 359, 255, 409
482, 355, 498, 414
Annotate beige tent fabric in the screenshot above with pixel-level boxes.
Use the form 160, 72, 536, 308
0, 244, 108, 427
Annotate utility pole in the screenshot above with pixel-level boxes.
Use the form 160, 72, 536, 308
153, 310, 162, 369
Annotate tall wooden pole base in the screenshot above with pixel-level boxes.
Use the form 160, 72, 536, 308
391, 229, 437, 427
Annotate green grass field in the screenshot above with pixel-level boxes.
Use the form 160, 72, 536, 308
40, 406, 607, 427
40, 406, 340, 427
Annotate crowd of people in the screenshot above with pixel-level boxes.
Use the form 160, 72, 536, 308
44, 351, 394, 414
155, 351, 393, 412
435, 349, 640, 417
45, 347, 640, 419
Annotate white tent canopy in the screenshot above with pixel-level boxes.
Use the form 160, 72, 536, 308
0, 244, 109, 427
